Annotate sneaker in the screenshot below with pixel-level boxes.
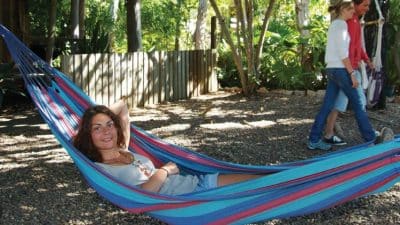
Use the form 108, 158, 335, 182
324, 135, 347, 146
375, 127, 395, 144
308, 140, 332, 150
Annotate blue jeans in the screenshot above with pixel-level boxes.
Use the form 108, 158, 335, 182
309, 68, 376, 143
334, 70, 366, 112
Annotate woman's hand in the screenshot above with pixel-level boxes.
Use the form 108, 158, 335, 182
161, 162, 179, 175
351, 74, 359, 88
140, 162, 179, 193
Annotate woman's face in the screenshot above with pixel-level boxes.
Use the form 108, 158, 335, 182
90, 113, 118, 152
341, 4, 355, 20
355, 0, 370, 16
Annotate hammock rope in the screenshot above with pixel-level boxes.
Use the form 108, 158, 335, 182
1, 24, 399, 225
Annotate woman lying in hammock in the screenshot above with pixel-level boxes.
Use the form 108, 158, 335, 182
73, 100, 262, 195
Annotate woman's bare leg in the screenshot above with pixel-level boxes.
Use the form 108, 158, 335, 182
325, 110, 339, 138
217, 174, 262, 187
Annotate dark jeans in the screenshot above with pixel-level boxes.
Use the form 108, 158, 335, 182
309, 68, 376, 143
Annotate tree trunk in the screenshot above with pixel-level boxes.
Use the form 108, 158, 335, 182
126, 0, 142, 52
209, 0, 249, 95
0, 0, 9, 62
193, 0, 207, 49
45, 0, 57, 64
295, 0, 310, 65
174, 0, 182, 50
108, 0, 120, 51
392, 30, 400, 80
71, 0, 79, 53
71, 0, 79, 39
79, 0, 85, 39
295, 0, 310, 93
255, 0, 276, 73
0, 0, 25, 63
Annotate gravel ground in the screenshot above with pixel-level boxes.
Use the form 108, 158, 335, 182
1, 90, 399, 225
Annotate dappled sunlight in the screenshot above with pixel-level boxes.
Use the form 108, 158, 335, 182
269, 135, 293, 141
20, 205, 36, 213
201, 122, 249, 130
0, 161, 29, 170
244, 120, 277, 128
0, 117, 12, 122
204, 107, 276, 118
2, 89, 399, 224
66, 192, 82, 197
193, 91, 235, 100
56, 183, 70, 188
131, 114, 170, 122
200, 119, 279, 130
149, 123, 191, 133
14, 123, 50, 130
36, 188, 48, 192
0, 133, 71, 171
0, 147, 70, 171
277, 118, 314, 125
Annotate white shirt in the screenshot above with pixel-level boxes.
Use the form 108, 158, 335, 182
324, 19, 350, 68
96, 153, 200, 195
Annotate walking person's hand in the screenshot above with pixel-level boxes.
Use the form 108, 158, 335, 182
351, 74, 359, 88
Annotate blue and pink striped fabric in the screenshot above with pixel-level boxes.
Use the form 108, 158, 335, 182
1, 24, 399, 225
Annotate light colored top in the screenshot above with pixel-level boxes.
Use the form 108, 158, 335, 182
325, 19, 350, 68
95, 153, 199, 195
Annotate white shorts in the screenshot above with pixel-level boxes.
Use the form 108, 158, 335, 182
194, 173, 219, 191
334, 70, 366, 112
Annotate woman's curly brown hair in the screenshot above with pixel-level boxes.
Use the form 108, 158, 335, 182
73, 105, 126, 162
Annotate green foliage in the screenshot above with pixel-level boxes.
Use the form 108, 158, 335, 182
262, 2, 329, 90
384, 0, 400, 86
141, 0, 197, 51
216, 0, 330, 90
216, 45, 241, 88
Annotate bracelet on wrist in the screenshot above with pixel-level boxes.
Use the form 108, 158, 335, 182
160, 167, 169, 176
349, 70, 355, 76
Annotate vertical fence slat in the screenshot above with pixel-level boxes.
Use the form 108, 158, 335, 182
132, 52, 139, 107
188, 50, 194, 98
120, 53, 128, 101
172, 51, 177, 101
178, 51, 183, 100
126, 53, 133, 107
150, 51, 159, 105
88, 54, 95, 102
60, 50, 217, 108
101, 54, 109, 106
195, 50, 200, 97
159, 51, 166, 103
137, 52, 144, 107
183, 50, 189, 99
143, 52, 150, 106
74, 55, 82, 90
166, 51, 172, 102
93, 54, 101, 103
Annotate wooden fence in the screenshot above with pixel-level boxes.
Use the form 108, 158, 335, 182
60, 49, 218, 108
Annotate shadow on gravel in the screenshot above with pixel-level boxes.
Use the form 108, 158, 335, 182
0, 103, 163, 225
1, 92, 399, 225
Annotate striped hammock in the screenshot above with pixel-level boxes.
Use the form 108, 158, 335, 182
1, 24, 400, 225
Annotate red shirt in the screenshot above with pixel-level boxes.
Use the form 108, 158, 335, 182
347, 14, 370, 69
